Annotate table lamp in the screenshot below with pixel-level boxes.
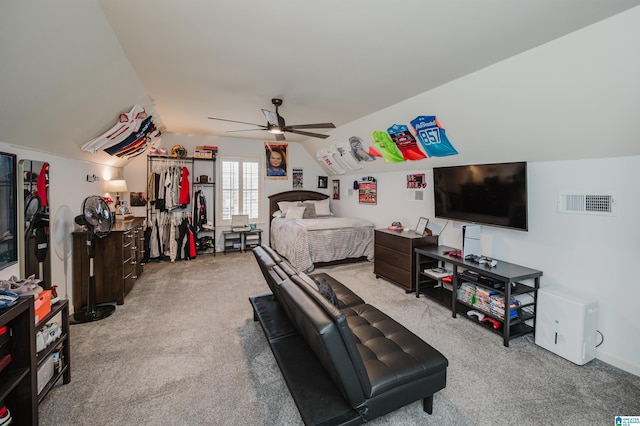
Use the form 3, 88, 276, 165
105, 179, 128, 208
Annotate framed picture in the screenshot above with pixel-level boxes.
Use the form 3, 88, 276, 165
265, 142, 288, 179
292, 168, 303, 189
318, 176, 328, 189
358, 179, 377, 204
415, 217, 429, 235
332, 179, 340, 200
130, 192, 147, 206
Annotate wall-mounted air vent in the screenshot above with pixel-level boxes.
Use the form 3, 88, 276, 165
558, 193, 616, 216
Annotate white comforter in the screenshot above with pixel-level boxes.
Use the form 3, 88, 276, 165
270, 216, 375, 272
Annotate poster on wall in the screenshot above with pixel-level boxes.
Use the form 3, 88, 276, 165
358, 177, 377, 205
265, 142, 288, 179
292, 168, 303, 189
407, 174, 427, 189
332, 180, 340, 200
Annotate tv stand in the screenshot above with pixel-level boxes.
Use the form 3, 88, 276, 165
414, 245, 543, 347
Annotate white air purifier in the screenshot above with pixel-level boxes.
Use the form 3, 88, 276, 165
535, 286, 598, 365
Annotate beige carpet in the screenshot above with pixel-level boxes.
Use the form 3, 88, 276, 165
38, 253, 640, 425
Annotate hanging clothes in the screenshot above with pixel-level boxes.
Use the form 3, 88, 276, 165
179, 166, 190, 207
36, 162, 49, 207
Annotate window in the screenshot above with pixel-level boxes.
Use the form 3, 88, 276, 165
219, 157, 261, 225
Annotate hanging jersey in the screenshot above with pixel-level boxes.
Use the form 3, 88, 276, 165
371, 130, 405, 163
36, 162, 49, 207
410, 116, 459, 157
332, 142, 362, 170
104, 116, 154, 156
179, 167, 190, 206
387, 124, 427, 160
348, 136, 376, 162
82, 105, 147, 153
316, 149, 345, 174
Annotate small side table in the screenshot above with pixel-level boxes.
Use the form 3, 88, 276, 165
243, 229, 262, 252
222, 230, 243, 254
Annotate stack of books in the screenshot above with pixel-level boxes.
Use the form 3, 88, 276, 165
490, 295, 519, 319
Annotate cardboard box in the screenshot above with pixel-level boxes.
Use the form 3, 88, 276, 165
34, 290, 51, 324
37, 353, 54, 394
194, 150, 213, 159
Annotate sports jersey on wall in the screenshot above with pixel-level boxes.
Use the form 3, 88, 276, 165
387, 123, 427, 161
370, 130, 405, 163
410, 116, 458, 157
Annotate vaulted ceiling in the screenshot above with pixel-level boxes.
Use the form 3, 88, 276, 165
1, 1, 639, 167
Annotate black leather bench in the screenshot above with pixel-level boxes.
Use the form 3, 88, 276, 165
250, 245, 448, 425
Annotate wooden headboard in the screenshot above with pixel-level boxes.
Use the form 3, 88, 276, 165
268, 190, 329, 225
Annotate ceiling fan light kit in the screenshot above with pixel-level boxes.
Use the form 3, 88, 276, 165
209, 98, 335, 141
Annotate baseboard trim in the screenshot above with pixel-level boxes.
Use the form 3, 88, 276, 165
596, 351, 640, 377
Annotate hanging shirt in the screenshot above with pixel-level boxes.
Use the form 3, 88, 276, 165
410, 116, 459, 157
370, 130, 405, 163
387, 124, 427, 161
36, 162, 49, 207
179, 166, 190, 206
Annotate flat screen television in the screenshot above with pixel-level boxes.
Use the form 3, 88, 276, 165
433, 162, 528, 231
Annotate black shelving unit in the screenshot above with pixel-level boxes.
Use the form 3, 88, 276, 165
0, 297, 37, 425
414, 245, 543, 347
146, 155, 216, 256
36, 299, 70, 403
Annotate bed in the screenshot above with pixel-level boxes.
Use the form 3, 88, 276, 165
268, 190, 375, 272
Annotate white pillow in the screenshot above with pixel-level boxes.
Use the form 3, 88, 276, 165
272, 210, 284, 218
285, 205, 306, 220
277, 201, 300, 215
312, 198, 332, 216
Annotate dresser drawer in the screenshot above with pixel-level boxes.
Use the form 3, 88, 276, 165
374, 244, 411, 271
374, 260, 411, 291
375, 231, 411, 252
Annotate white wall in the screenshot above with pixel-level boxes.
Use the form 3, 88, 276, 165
0, 141, 123, 311
325, 9, 640, 375
331, 156, 640, 375
123, 133, 329, 246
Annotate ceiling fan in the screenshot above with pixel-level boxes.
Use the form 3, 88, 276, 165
208, 98, 335, 141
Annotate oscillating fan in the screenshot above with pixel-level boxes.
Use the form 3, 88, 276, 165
71, 195, 115, 323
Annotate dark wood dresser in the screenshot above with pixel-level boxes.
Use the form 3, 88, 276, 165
73, 217, 144, 311
374, 229, 438, 292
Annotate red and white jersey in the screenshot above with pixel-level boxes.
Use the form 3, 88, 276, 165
82, 105, 147, 153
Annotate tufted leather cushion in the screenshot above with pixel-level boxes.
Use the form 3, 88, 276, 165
342, 303, 449, 398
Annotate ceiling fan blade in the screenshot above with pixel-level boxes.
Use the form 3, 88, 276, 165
262, 109, 279, 126
225, 127, 268, 133
285, 123, 336, 130
286, 129, 331, 139
208, 117, 264, 127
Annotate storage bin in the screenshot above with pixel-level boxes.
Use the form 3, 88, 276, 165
34, 290, 52, 324
37, 353, 54, 394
